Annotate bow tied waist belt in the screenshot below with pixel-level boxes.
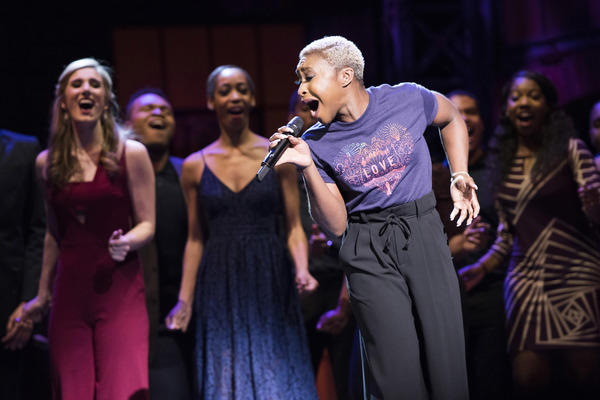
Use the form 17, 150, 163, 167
348, 191, 437, 251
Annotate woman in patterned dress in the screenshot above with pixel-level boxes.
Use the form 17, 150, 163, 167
459, 70, 600, 399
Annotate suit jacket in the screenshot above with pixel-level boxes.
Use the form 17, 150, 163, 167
0, 129, 45, 338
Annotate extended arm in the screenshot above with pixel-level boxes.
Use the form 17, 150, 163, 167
276, 164, 318, 296
433, 92, 480, 226
20, 151, 61, 323
165, 156, 205, 332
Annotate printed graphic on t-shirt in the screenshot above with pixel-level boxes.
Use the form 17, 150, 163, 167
333, 123, 413, 196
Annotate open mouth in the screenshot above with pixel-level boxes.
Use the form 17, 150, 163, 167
149, 119, 165, 129
306, 100, 319, 111
228, 107, 244, 115
79, 99, 94, 110
517, 112, 533, 123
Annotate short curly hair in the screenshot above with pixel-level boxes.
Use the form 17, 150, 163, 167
299, 36, 365, 85
125, 87, 170, 119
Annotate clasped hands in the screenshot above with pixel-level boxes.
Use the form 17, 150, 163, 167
108, 229, 130, 262
1, 302, 34, 351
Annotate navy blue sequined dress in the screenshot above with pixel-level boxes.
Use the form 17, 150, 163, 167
194, 165, 317, 399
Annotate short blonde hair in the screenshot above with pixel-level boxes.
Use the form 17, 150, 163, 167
299, 36, 365, 85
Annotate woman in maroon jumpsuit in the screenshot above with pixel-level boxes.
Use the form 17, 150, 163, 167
22, 58, 155, 400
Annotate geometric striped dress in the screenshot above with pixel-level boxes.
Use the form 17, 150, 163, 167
488, 138, 600, 353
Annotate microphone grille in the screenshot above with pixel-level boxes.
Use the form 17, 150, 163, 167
288, 116, 305, 136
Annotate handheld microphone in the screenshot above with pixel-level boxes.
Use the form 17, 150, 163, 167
257, 116, 304, 182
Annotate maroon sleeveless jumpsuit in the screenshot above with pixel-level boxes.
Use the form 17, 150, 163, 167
47, 150, 149, 400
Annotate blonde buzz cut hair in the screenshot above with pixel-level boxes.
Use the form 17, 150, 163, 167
300, 35, 365, 85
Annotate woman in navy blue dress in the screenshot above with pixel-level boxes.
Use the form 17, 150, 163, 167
166, 65, 318, 399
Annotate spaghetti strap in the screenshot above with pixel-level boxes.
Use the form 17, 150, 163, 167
193, 156, 317, 399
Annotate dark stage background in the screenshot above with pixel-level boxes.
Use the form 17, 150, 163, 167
1, 0, 600, 157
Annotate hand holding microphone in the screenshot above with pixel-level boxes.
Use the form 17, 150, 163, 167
257, 116, 304, 181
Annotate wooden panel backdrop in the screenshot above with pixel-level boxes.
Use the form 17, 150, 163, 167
113, 24, 304, 159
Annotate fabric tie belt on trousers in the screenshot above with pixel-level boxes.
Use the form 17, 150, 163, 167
348, 191, 437, 251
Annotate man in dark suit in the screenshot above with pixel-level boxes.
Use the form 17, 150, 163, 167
125, 89, 193, 400
0, 128, 47, 399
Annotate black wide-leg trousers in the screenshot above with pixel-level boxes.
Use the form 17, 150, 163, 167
339, 191, 469, 400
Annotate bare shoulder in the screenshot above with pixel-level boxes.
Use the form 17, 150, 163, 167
183, 149, 206, 167
253, 134, 270, 148
124, 139, 148, 155
182, 149, 206, 183
35, 149, 49, 180
36, 149, 49, 167
198, 141, 223, 157
124, 140, 151, 164
250, 134, 270, 158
